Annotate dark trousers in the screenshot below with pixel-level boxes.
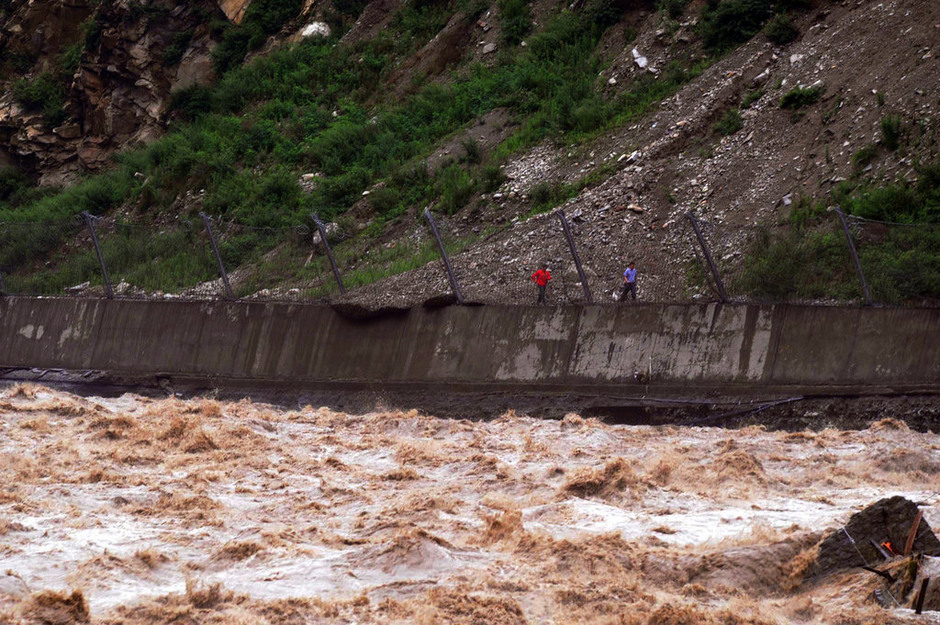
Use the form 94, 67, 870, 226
620, 281, 636, 301
536, 284, 546, 304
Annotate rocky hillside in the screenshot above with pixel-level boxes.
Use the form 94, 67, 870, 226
0, 0, 938, 306
0, 0, 231, 183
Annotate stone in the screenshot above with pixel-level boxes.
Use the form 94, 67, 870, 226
628, 204, 644, 213
217, 0, 252, 24
482, 43, 497, 54
631, 48, 648, 69
66, 281, 90, 294
312, 222, 339, 245
300, 22, 330, 38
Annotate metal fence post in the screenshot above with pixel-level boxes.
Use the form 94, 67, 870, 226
424, 209, 463, 304
199, 212, 234, 300
311, 213, 346, 295
81, 211, 114, 299
834, 206, 873, 306
555, 210, 593, 303
685, 212, 728, 303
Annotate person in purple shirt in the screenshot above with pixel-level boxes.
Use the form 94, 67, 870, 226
620, 261, 637, 301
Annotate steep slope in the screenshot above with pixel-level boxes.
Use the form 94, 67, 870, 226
333, 0, 940, 307
0, 0, 938, 305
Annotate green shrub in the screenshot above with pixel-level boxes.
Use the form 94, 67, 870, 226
764, 13, 798, 45
479, 164, 506, 192
212, 0, 304, 73
163, 29, 193, 66
699, 0, 773, 52
260, 98, 296, 122
461, 137, 483, 164
581, 0, 622, 27
0, 167, 30, 204
168, 84, 215, 120
787, 194, 827, 229
394, 0, 453, 44
12, 72, 67, 126
529, 181, 570, 213
657, 0, 689, 19
852, 144, 878, 171
498, 0, 532, 45
779, 85, 823, 109
368, 185, 400, 215
569, 98, 609, 134
916, 159, 940, 208
776, 0, 811, 9
735, 158, 940, 303
734, 226, 859, 301
436, 165, 476, 214
212, 26, 256, 74
529, 181, 555, 208
82, 17, 103, 51
57, 41, 83, 78
332, 0, 368, 17
741, 88, 764, 108
880, 114, 903, 150
243, 0, 304, 38
7, 52, 37, 74
714, 108, 743, 135
837, 159, 940, 223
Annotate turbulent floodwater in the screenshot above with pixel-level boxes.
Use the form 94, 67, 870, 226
0, 384, 939, 624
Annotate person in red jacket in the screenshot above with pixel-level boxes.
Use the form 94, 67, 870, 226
531, 263, 551, 304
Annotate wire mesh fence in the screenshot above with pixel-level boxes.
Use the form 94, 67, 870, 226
1, 207, 939, 307
843, 214, 940, 307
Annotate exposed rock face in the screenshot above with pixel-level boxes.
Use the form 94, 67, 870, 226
0, 0, 229, 183
217, 0, 252, 23
0, 0, 93, 61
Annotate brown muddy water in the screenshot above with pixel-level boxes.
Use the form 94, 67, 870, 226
1, 384, 939, 624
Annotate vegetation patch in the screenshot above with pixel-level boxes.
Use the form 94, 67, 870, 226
780, 85, 823, 110
12, 72, 67, 127
880, 114, 904, 151
699, 0, 774, 52
658, 0, 690, 20
851, 144, 878, 171
211, 0, 304, 74
735, 159, 940, 304
163, 28, 194, 66
764, 13, 798, 45
714, 109, 743, 136
498, 0, 532, 45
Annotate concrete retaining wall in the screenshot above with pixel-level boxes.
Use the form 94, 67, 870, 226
1, 297, 938, 392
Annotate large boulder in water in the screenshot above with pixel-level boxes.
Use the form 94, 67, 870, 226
808, 496, 940, 579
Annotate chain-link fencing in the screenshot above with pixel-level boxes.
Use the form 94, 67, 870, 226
1, 207, 939, 307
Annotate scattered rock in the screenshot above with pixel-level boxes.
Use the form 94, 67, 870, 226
300, 21, 331, 38
632, 48, 648, 69
66, 281, 91, 294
